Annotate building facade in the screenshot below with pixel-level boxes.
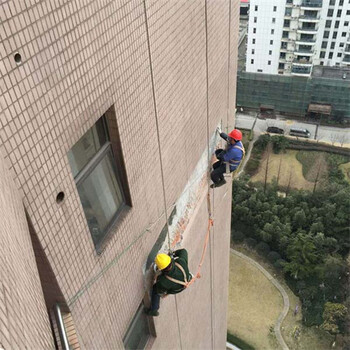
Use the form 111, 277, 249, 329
0, 1, 239, 349
246, 0, 350, 76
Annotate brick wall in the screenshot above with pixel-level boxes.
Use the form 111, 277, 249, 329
0, 151, 54, 349
0, 0, 238, 347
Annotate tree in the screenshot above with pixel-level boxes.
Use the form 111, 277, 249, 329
321, 302, 348, 335
284, 233, 318, 279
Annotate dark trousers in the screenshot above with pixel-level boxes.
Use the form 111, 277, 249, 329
210, 149, 227, 184
151, 286, 160, 312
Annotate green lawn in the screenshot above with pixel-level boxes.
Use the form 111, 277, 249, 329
230, 245, 338, 350
339, 162, 350, 183
228, 252, 282, 350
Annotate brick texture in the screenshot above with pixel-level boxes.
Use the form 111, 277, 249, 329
0, 0, 238, 348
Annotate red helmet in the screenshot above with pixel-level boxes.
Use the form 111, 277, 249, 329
228, 129, 242, 141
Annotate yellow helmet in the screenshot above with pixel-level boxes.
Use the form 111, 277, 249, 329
155, 253, 171, 270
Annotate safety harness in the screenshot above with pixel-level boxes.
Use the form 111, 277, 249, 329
228, 143, 245, 166
164, 262, 190, 290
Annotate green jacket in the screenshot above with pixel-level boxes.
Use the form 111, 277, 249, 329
155, 249, 191, 295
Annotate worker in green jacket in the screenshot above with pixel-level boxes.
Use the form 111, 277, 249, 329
146, 249, 191, 317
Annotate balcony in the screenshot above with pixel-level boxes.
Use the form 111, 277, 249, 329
299, 15, 320, 22
301, 1, 322, 10
295, 37, 316, 45
291, 65, 312, 76
294, 49, 314, 56
343, 55, 350, 63
345, 45, 350, 53
297, 27, 318, 34
293, 58, 313, 66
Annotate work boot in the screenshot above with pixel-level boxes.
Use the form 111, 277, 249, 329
210, 179, 226, 188
145, 308, 159, 317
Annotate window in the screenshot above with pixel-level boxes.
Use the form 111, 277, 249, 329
269, 50, 272, 55
329, 0, 335, 4
270, 40, 273, 45
342, 32, 347, 37
333, 31, 338, 39
68, 114, 130, 248
252, 38, 256, 44
284, 19, 290, 27
252, 49, 255, 54
272, 17, 276, 23
337, 9, 342, 17
282, 31, 289, 38
339, 0, 344, 5
123, 304, 152, 350
337, 52, 342, 57
327, 9, 334, 17
320, 61, 324, 65
347, 10, 350, 15
321, 41, 327, 48
278, 63, 285, 69
268, 60, 271, 65
323, 31, 330, 38
257, 69, 263, 72
285, 7, 292, 16
325, 20, 332, 28
331, 42, 335, 49
273, 6, 277, 11
254, 16, 257, 23
320, 51, 326, 58
253, 28, 256, 33
281, 42, 287, 49
345, 21, 349, 26
280, 52, 286, 58
251, 59, 254, 64
329, 52, 333, 58
271, 29, 275, 34
335, 20, 340, 28
255, 5, 258, 11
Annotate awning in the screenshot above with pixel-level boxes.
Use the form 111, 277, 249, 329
308, 103, 332, 115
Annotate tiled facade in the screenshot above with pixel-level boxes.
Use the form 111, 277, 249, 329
0, 0, 239, 349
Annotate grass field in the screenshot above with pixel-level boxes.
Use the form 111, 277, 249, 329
228, 252, 282, 350
250, 150, 315, 191
339, 162, 350, 183
295, 151, 328, 183
231, 245, 337, 350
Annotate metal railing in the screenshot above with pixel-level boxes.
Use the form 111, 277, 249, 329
301, 0, 322, 7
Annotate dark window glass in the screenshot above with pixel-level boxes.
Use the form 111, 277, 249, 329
268, 60, 271, 65
68, 115, 127, 248
254, 16, 257, 23
328, 9, 334, 16
342, 32, 347, 37
333, 31, 338, 39
270, 40, 273, 45
272, 17, 276, 23
271, 29, 275, 34
279, 63, 285, 69
331, 42, 335, 49
123, 305, 151, 350
320, 51, 326, 58
337, 52, 342, 57
325, 20, 332, 28
255, 5, 258, 10
345, 21, 349, 26
323, 31, 330, 38
335, 20, 340, 28
253, 28, 256, 33
321, 41, 327, 48
329, 0, 335, 4
329, 52, 333, 58
251, 59, 254, 64
337, 9, 342, 17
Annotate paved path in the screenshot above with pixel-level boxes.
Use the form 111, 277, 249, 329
231, 249, 290, 350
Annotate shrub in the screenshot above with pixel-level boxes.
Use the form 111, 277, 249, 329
256, 242, 271, 255
254, 134, 270, 151
245, 237, 257, 248
271, 135, 289, 154
267, 251, 282, 263
245, 158, 260, 176
274, 259, 286, 269
232, 230, 245, 243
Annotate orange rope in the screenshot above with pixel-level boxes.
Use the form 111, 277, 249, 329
185, 209, 214, 288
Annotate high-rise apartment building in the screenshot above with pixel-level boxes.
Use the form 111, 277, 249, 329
246, 0, 350, 76
0, 1, 239, 349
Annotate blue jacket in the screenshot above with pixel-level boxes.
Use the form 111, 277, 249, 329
221, 140, 244, 171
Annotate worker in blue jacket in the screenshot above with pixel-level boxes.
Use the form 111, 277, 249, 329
210, 128, 245, 188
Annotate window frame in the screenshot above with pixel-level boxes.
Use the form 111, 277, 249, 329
69, 112, 131, 251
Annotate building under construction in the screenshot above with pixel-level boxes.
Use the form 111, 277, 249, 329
0, 1, 239, 349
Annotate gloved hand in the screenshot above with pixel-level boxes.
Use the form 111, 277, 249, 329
216, 126, 222, 134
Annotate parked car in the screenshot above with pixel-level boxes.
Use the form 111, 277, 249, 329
289, 128, 311, 138
267, 126, 284, 134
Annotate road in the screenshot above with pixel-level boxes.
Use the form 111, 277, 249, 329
231, 249, 290, 350
235, 112, 350, 147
